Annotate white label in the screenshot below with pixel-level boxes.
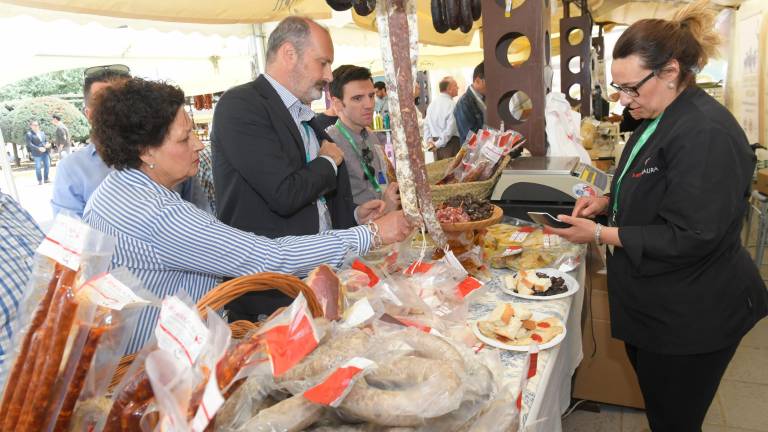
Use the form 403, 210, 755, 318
508, 232, 529, 243
543, 234, 562, 249
155, 296, 209, 367
190, 371, 225, 432
79, 273, 149, 310
341, 297, 375, 329
480, 143, 504, 165
37, 214, 90, 270
441, 250, 468, 278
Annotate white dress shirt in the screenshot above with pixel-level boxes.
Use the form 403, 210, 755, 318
423, 92, 459, 148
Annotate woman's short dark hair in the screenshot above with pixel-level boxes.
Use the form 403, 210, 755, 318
90, 78, 184, 170
612, 0, 720, 88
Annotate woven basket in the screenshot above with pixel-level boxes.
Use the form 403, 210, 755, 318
440, 205, 504, 232
110, 273, 321, 388
427, 155, 511, 204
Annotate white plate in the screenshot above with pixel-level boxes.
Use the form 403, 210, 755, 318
471, 312, 566, 352
499, 268, 580, 300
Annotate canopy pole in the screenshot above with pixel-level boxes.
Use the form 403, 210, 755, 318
0, 128, 20, 202
250, 23, 267, 80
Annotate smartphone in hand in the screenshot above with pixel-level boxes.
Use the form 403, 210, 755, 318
527, 212, 572, 229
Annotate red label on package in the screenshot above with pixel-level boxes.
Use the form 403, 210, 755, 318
352, 259, 380, 287
405, 261, 433, 275
304, 357, 375, 407
457, 276, 483, 298
263, 313, 318, 377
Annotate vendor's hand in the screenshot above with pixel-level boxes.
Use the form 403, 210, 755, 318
426, 139, 437, 152
319, 140, 344, 166
547, 215, 596, 245
383, 182, 400, 212
357, 199, 387, 224
572, 195, 610, 219
374, 210, 413, 245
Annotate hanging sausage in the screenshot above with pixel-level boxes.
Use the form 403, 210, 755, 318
326, 0, 353, 11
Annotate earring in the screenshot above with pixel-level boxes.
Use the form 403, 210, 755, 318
149, 163, 155, 169
667, 82, 675, 89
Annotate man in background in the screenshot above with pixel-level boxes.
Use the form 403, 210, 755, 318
325, 65, 399, 211
51, 114, 71, 159
51, 64, 211, 217
455, 62, 487, 143
25, 120, 51, 185
424, 76, 460, 160
374, 81, 389, 115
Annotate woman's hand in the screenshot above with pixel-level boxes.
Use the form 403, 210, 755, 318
547, 215, 597, 245
374, 210, 413, 245
572, 195, 610, 219
383, 182, 400, 212
357, 199, 387, 224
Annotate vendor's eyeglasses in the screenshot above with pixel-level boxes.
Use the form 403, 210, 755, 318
610, 71, 656, 97
84, 64, 131, 78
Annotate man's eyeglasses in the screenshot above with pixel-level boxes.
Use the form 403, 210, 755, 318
84, 64, 131, 79
610, 71, 656, 97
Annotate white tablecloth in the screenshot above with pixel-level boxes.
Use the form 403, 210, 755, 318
468, 261, 585, 431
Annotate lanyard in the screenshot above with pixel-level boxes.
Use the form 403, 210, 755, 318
611, 112, 664, 222
334, 120, 382, 193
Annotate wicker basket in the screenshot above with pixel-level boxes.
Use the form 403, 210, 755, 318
440, 205, 504, 232
426, 155, 511, 204
110, 272, 321, 388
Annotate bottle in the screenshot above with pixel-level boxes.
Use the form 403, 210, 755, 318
383, 111, 390, 130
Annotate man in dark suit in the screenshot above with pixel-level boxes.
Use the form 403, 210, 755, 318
454, 62, 487, 143
212, 16, 386, 321
25, 120, 51, 185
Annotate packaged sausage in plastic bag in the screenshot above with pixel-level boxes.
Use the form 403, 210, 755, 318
0, 214, 117, 432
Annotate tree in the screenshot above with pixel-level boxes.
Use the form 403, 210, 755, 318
1, 97, 89, 165
0, 68, 85, 103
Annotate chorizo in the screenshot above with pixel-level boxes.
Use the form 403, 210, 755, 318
0, 264, 62, 423
18, 281, 79, 431
1, 332, 42, 430
103, 370, 153, 432
52, 324, 107, 432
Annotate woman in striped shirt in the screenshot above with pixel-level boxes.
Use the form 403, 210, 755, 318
83, 78, 412, 353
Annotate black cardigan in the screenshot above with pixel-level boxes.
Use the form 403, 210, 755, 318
607, 86, 768, 355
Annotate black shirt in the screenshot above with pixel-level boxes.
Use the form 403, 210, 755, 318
607, 86, 768, 355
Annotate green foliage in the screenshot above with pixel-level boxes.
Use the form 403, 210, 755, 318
0, 68, 85, 101
0, 97, 89, 146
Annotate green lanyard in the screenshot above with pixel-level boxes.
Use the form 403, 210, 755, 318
611, 113, 664, 221
334, 120, 382, 193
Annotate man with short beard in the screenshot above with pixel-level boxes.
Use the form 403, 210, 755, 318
212, 17, 387, 320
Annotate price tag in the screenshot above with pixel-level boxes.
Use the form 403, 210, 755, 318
190, 370, 225, 432
155, 296, 209, 367
79, 273, 149, 310
37, 214, 90, 270
480, 142, 504, 165
543, 234, 562, 249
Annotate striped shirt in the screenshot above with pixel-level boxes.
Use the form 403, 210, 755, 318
263, 73, 335, 232
83, 169, 371, 354
0, 192, 43, 368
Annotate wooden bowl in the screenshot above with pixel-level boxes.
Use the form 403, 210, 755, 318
440, 205, 504, 232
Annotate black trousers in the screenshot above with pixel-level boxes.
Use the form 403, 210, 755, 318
625, 341, 739, 432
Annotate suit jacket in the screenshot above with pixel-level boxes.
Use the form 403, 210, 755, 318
454, 89, 485, 143
25, 130, 48, 157
211, 76, 357, 319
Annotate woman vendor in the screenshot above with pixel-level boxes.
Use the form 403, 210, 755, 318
551, 2, 768, 431
83, 77, 413, 353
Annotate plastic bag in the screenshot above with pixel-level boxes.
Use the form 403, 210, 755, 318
545, 92, 591, 165
0, 214, 116, 432
437, 128, 525, 184
483, 223, 584, 272
304, 265, 343, 321
46, 267, 156, 432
